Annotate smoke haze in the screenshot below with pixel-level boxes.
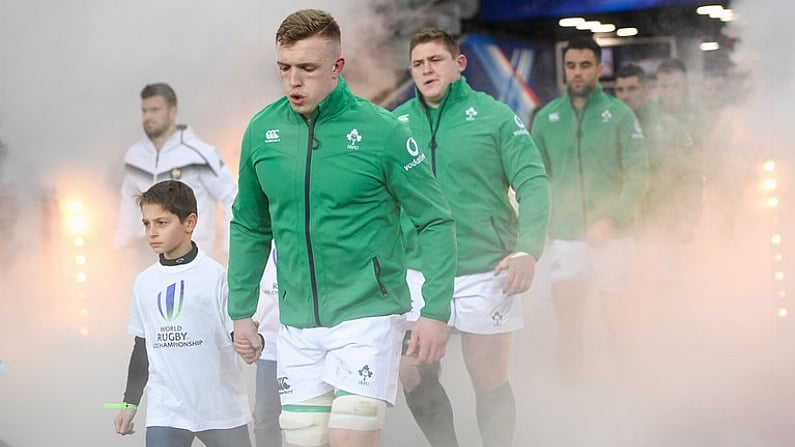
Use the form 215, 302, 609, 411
1, 0, 792, 446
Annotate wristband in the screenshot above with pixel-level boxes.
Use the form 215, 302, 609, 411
104, 402, 138, 410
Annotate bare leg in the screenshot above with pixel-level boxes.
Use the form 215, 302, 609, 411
551, 279, 589, 382
462, 332, 514, 447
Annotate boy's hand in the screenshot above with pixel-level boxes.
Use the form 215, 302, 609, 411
233, 318, 262, 364
114, 408, 137, 435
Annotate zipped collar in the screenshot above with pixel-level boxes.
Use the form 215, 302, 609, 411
416, 76, 468, 111
288, 76, 354, 125
563, 84, 606, 110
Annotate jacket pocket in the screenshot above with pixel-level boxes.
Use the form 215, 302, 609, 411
490, 216, 510, 256
372, 257, 388, 296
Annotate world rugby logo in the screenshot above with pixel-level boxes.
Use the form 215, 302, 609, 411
157, 280, 185, 321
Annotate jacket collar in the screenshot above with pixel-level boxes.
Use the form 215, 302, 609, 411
290, 76, 353, 124
563, 84, 606, 109
416, 76, 468, 110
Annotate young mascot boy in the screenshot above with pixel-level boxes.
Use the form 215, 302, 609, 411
114, 180, 252, 447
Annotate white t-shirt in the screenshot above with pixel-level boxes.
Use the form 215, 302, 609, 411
128, 250, 250, 431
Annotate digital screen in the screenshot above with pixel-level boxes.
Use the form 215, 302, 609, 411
482, 0, 711, 22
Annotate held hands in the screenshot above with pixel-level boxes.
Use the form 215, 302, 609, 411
114, 408, 137, 435
233, 318, 262, 364
586, 218, 618, 247
404, 317, 448, 365
494, 253, 537, 295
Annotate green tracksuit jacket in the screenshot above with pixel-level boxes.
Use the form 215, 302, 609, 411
394, 77, 549, 275
531, 85, 649, 240
636, 101, 701, 232
228, 77, 457, 328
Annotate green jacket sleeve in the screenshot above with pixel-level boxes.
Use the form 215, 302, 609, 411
384, 124, 456, 323
227, 124, 273, 320
607, 112, 649, 228
499, 115, 550, 259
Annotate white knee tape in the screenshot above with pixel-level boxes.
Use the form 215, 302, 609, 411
279, 393, 334, 446
327, 394, 387, 431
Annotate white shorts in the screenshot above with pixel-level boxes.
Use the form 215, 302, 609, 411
276, 314, 405, 406
545, 238, 636, 294
405, 269, 523, 334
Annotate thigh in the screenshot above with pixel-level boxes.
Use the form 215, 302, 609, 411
461, 332, 512, 391
145, 426, 194, 447
196, 425, 252, 447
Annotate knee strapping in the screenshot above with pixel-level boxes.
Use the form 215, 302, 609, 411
279, 393, 334, 446
328, 394, 386, 431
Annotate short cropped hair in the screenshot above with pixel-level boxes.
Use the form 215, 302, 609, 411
616, 64, 649, 86
409, 28, 460, 58
140, 83, 177, 107
276, 9, 341, 48
657, 58, 687, 75
563, 36, 602, 63
137, 180, 197, 222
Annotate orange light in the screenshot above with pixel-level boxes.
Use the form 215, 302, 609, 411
768, 197, 779, 208
771, 234, 782, 245
775, 272, 784, 281
763, 160, 776, 171
75, 255, 86, 265
74, 236, 85, 247
76, 272, 87, 283
778, 308, 788, 318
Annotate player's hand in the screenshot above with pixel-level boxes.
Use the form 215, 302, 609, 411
114, 408, 137, 435
494, 254, 536, 295
233, 318, 262, 364
406, 317, 449, 365
586, 218, 617, 247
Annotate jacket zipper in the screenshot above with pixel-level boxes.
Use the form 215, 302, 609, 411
304, 115, 322, 326
575, 110, 589, 235
424, 88, 452, 176
372, 257, 388, 296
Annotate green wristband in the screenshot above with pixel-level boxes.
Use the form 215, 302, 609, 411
104, 402, 138, 410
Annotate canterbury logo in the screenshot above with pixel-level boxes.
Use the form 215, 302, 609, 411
265, 129, 280, 142
157, 280, 185, 321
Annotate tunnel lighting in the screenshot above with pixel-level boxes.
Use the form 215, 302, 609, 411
576, 20, 602, 30
778, 308, 788, 318
74, 236, 85, 247
696, 5, 724, 15
768, 197, 780, 208
76, 272, 87, 283
774, 253, 784, 262
68, 200, 84, 213
720, 9, 737, 22
762, 178, 778, 191
75, 255, 86, 265
771, 234, 782, 245
779, 290, 787, 297
616, 27, 638, 37
593, 23, 617, 33
763, 160, 776, 171
80, 307, 88, 317
700, 42, 720, 51
80, 326, 90, 336
559, 17, 585, 27
775, 272, 784, 281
